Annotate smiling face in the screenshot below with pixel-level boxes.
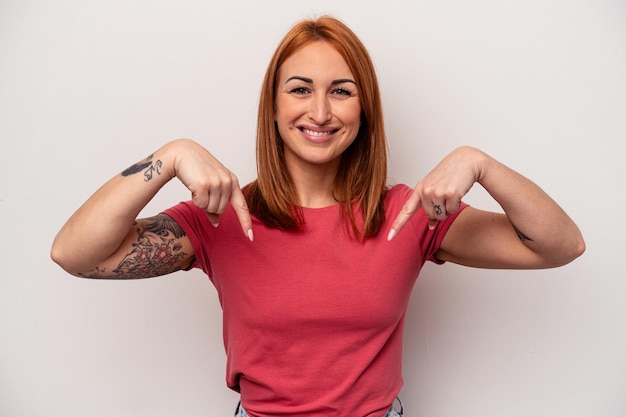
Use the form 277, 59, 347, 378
275, 41, 362, 176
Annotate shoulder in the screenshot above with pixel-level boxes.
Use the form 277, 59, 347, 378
382, 184, 426, 238
163, 201, 210, 230
385, 183, 412, 198
163, 201, 245, 234
383, 184, 413, 211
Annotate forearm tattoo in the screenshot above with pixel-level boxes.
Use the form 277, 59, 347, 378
121, 154, 162, 181
511, 222, 534, 242
78, 215, 191, 279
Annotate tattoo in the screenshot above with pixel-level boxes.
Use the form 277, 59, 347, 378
81, 214, 190, 279
512, 222, 534, 242
78, 266, 109, 279
143, 214, 186, 239
121, 154, 163, 181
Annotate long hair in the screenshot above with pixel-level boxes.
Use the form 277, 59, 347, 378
244, 16, 388, 240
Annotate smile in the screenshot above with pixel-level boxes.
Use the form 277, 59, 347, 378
300, 128, 339, 137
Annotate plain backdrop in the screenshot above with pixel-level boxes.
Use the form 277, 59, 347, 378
1, 0, 625, 416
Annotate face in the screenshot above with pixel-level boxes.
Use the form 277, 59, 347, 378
275, 41, 361, 174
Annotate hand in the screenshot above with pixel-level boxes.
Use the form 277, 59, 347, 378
170, 139, 253, 241
388, 146, 485, 241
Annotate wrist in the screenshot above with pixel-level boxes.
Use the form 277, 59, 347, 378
158, 138, 195, 181
469, 147, 493, 186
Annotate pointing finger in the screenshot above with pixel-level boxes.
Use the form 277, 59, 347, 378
388, 189, 422, 241
229, 186, 254, 242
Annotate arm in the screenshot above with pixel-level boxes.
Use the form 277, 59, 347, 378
51, 138, 253, 278
389, 146, 585, 269
71, 214, 195, 279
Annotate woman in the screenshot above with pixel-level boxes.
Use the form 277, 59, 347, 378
51, 16, 584, 417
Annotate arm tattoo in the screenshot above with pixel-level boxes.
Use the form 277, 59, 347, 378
121, 154, 163, 181
78, 214, 192, 279
511, 222, 534, 242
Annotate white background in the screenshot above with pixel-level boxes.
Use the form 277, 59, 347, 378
1, 0, 625, 416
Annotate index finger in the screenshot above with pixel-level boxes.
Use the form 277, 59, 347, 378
387, 189, 422, 241
229, 186, 254, 242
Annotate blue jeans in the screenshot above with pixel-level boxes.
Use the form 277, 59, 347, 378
234, 398, 404, 417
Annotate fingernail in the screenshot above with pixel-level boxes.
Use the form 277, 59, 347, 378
247, 229, 254, 242
387, 229, 396, 241
428, 222, 436, 230
211, 221, 220, 228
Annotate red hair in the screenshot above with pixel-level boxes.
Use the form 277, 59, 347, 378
244, 16, 388, 240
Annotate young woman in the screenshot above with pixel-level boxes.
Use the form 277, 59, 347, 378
51, 16, 585, 417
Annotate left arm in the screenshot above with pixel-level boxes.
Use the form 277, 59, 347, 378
389, 146, 585, 269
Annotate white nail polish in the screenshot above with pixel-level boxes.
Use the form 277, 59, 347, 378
247, 229, 254, 242
387, 229, 396, 241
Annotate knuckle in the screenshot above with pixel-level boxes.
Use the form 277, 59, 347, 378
195, 177, 217, 190
229, 172, 240, 185
421, 184, 435, 195
401, 203, 416, 215
443, 188, 460, 201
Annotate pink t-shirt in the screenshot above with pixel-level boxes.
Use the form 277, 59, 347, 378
164, 184, 467, 417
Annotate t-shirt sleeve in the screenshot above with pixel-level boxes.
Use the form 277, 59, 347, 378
423, 202, 468, 264
163, 201, 215, 276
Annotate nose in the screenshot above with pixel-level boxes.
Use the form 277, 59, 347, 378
308, 93, 331, 124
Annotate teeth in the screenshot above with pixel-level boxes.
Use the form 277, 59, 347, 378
302, 128, 332, 137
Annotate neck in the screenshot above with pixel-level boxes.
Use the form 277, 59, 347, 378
287, 160, 339, 208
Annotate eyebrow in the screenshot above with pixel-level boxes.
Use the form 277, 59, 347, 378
285, 76, 356, 85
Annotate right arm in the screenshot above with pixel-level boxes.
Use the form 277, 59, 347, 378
51, 138, 252, 278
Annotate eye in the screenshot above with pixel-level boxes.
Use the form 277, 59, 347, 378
289, 86, 310, 95
331, 87, 354, 97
